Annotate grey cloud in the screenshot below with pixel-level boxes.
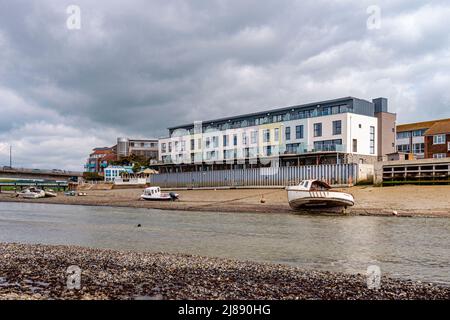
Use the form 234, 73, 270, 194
0, 0, 449, 169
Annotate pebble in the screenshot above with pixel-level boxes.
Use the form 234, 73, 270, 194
0, 242, 449, 300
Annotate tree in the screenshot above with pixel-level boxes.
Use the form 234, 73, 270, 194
82, 172, 103, 181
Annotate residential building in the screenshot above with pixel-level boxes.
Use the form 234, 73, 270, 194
117, 137, 158, 161
158, 96, 396, 172
84, 146, 117, 174
424, 119, 450, 159
396, 118, 450, 159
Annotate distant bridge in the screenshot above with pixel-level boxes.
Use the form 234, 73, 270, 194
0, 167, 83, 182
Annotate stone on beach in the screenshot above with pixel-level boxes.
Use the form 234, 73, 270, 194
0, 243, 449, 300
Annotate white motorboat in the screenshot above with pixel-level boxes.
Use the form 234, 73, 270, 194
44, 189, 57, 197
140, 187, 179, 201
286, 179, 354, 209
20, 187, 46, 199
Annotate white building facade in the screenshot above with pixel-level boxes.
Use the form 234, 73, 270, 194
158, 97, 394, 171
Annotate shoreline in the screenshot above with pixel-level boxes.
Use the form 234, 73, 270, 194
1, 185, 450, 217
1, 242, 449, 300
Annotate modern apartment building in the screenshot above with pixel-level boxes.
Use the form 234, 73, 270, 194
117, 137, 159, 161
396, 118, 450, 159
158, 97, 396, 172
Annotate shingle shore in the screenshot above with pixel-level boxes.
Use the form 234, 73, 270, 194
0, 243, 449, 300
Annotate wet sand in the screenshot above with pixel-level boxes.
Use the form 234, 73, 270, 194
1, 185, 449, 217
1, 243, 449, 300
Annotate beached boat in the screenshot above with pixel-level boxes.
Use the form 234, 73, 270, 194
20, 187, 46, 199
140, 187, 179, 201
286, 179, 354, 209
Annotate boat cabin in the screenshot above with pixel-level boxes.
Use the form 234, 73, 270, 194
298, 179, 331, 191
143, 187, 161, 195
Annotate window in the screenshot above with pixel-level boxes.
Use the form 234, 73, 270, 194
448, 142, 450, 151
285, 127, 291, 140
168, 142, 172, 152
314, 139, 343, 151
242, 132, 248, 145
161, 143, 166, 153
296, 125, 304, 139
190, 139, 194, 150
233, 134, 237, 146
223, 135, 228, 147
413, 143, 425, 154
397, 131, 411, 139
264, 146, 272, 156
181, 141, 186, 151
352, 139, 358, 153
433, 153, 446, 159
206, 137, 211, 148
313, 123, 322, 137
433, 134, 446, 145
274, 128, 279, 142
370, 126, 375, 154
263, 129, 270, 142
197, 138, 201, 150
332, 120, 342, 135
251, 130, 257, 144
397, 144, 410, 152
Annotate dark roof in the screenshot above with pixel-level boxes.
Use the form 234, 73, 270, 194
168, 96, 357, 130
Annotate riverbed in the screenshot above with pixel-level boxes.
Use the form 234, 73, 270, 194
0, 202, 449, 286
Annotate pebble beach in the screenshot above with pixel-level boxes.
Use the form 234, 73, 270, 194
1, 243, 449, 300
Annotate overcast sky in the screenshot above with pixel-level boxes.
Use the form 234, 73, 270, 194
0, 0, 449, 170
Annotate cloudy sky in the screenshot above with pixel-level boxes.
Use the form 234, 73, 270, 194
0, 0, 449, 170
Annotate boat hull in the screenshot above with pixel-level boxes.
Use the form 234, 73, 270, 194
287, 190, 354, 209
140, 195, 173, 201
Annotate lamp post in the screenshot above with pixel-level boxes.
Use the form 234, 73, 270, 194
9, 145, 12, 168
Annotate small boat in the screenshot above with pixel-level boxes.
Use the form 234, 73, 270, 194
20, 187, 46, 199
140, 187, 179, 201
44, 189, 57, 197
286, 179, 354, 209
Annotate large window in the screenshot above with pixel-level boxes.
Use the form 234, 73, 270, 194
295, 125, 304, 139
333, 120, 342, 135
161, 143, 166, 153
274, 128, 279, 142
242, 132, 248, 145
433, 153, 446, 159
285, 127, 291, 140
314, 139, 343, 151
370, 126, 375, 154
251, 130, 257, 144
313, 123, 322, 137
190, 139, 194, 150
213, 136, 219, 148
263, 129, 270, 142
433, 134, 446, 145
233, 134, 238, 146
223, 135, 228, 147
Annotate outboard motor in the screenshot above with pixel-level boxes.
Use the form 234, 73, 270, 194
169, 192, 179, 201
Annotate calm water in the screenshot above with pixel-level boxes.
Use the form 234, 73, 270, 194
0, 202, 449, 285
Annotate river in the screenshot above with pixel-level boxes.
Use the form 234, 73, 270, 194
0, 202, 449, 285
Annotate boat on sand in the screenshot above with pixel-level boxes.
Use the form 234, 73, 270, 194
286, 179, 354, 210
140, 187, 179, 201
